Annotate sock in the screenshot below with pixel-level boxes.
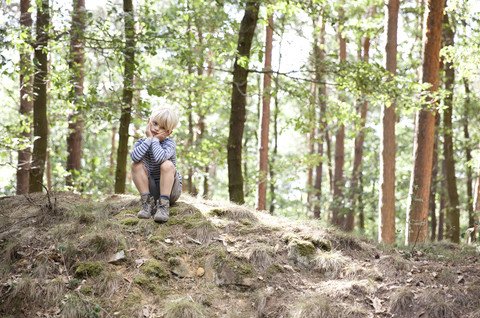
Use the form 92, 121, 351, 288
160, 195, 170, 201
141, 192, 151, 199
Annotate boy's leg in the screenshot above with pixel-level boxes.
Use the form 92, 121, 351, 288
159, 160, 175, 198
154, 161, 176, 223
169, 171, 182, 204
131, 161, 149, 194
131, 162, 154, 218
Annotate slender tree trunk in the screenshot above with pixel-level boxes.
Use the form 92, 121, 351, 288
29, 0, 50, 193
110, 126, 116, 177
405, 0, 444, 245
227, 0, 260, 204
17, 0, 33, 195
442, 9, 459, 243
379, 0, 399, 244
307, 86, 315, 210
429, 113, 440, 242
346, 35, 371, 232
332, 4, 346, 227
269, 15, 286, 214
66, 0, 86, 187
326, 129, 333, 221
313, 19, 326, 219
358, 174, 365, 231
257, 13, 273, 211
464, 79, 474, 230
438, 159, 446, 240
114, 0, 135, 193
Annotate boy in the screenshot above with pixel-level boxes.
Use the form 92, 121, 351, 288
130, 107, 182, 222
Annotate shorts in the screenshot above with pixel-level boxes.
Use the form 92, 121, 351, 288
148, 171, 182, 205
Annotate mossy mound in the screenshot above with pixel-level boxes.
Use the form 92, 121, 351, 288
74, 261, 104, 278
142, 259, 169, 279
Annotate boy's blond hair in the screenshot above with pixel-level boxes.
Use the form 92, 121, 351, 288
150, 107, 179, 133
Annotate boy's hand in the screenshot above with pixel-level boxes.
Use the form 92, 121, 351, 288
145, 122, 153, 139
153, 130, 169, 142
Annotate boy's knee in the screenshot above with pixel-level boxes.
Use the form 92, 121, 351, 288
132, 161, 146, 174
160, 161, 174, 173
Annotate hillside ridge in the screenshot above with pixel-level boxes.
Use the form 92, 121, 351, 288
1, 191, 480, 317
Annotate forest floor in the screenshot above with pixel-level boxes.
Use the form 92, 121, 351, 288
1, 192, 480, 317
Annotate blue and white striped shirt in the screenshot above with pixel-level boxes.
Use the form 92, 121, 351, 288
130, 137, 182, 184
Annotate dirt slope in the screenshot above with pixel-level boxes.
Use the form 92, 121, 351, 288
1, 192, 480, 317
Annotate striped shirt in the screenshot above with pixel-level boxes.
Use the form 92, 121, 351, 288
130, 137, 182, 184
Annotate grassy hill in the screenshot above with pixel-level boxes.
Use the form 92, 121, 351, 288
1, 192, 480, 317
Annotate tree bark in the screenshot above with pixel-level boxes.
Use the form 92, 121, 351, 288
378, 0, 399, 244
66, 0, 86, 187
313, 18, 326, 219
17, 0, 33, 195
332, 4, 346, 227
442, 8, 459, 243
227, 0, 259, 204
463, 79, 474, 231
429, 113, 440, 242
405, 0, 444, 245
346, 35, 371, 232
257, 13, 273, 211
29, 0, 50, 193
114, 0, 135, 193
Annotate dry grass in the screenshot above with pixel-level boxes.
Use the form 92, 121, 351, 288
418, 290, 456, 318
292, 294, 341, 318
389, 287, 414, 316
468, 308, 480, 318
164, 297, 205, 318
314, 251, 346, 278
247, 244, 274, 272
9, 276, 41, 306
45, 278, 66, 305
95, 271, 123, 298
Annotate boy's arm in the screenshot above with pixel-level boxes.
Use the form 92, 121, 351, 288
130, 139, 152, 162
151, 138, 176, 164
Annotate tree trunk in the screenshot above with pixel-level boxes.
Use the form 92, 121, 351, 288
313, 18, 326, 220
114, 0, 135, 194
257, 13, 273, 211
442, 9, 459, 243
378, 0, 399, 244
346, 35, 371, 232
17, 0, 33, 195
66, 0, 86, 187
405, 0, 444, 245
227, 0, 260, 204
332, 4, 346, 227
29, 0, 50, 193
438, 159, 446, 241
269, 15, 286, 215
429, 113, 440, 242
463, 79, 474, 231
326, 129, 333, 221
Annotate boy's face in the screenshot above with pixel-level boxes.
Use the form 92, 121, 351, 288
148, 118, 172, 136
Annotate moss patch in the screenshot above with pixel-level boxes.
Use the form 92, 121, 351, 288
121, 217, 140, 226
289, 239, 316, 257
142, 259, 169, 279
74, 261, 104, 278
